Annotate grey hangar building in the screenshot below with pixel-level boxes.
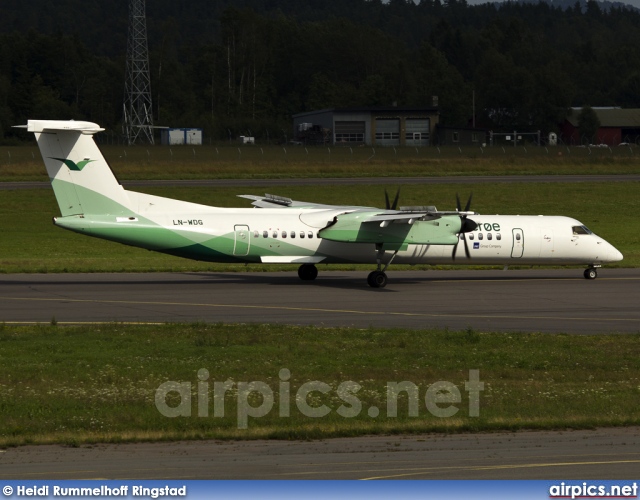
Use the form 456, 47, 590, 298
292, 107, 440, 146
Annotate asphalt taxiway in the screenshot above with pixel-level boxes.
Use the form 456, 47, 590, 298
1, 268, 638, 333
1, 427, 639, 479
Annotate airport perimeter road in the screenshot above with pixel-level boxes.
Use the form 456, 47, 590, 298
2, 174, 640, 190
1, 427, 639, 479
0, 269, 639, 333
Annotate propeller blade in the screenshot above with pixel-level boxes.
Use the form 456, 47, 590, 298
391, 188, 400, 210
464, 193, 473, 212
463, 233, 471, 259
452, 193, 475, 260
384, 189, 390, 210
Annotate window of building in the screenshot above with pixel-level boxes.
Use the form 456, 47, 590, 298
375, 132, 400, 140
452, 131, 460, 143
472, 132, 478, 143
335, 133, 364, 142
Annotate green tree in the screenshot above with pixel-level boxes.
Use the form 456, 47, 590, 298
408, 43, 470, 125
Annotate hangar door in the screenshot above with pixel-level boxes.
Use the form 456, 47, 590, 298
334, 121, 365, 143
375, 118, 400, 146
406, 118, 430, 146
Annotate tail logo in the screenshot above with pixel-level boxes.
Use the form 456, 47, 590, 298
50, 157, 95, 171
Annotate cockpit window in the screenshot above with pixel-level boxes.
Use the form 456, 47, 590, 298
572, 225, 593, 235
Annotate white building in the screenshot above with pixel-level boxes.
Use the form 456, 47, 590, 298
160, 128, 203, 146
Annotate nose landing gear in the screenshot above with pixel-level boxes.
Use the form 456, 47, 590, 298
584, 266, 599, 280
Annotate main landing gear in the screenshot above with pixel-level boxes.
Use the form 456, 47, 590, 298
297, 263, 318, 281
367, 247, 399, 288
367, 270, 387, 288
584, 266, 599, 280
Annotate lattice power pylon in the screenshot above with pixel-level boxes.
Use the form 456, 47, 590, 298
123, 0, 154, 145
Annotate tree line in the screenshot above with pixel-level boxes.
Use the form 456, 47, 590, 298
2, 0, 640, 143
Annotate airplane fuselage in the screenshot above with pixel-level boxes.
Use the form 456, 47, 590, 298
54, 202, 623, 268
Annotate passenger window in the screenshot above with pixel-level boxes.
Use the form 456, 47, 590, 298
478, 233, 483, 240
516, 233, 521, 241
282, 231, 287, 238
469, 234, 474, 240
273, 231, 278, 238
263, 231, 268, 238
253, 230, 259, 238
308, 232, 313, 239
300, 231, 305, 239
496, 233, 501, 240
487, 233, 492, 240
290, 231, 296, 238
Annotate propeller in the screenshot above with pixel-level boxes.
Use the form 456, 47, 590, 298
452, 193, 478, 260
384, 188, 401, 210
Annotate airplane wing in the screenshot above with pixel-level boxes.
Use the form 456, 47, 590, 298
238, 193, 369, 210
359, 206, 476, 225
239, 193, 475, 247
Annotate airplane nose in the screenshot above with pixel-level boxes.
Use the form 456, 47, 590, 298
602, 241, 623, 262
610, 247, 624, 262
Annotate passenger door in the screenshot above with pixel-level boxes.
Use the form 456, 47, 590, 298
233, 225, 250, 256
511, 228, 524, 258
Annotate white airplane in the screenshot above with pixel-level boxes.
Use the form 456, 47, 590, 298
20, 119, 623, 288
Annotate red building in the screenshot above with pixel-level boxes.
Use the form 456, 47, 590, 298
561, 108, 640, 145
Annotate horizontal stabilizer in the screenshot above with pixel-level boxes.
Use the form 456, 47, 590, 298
20, 120, 105, 135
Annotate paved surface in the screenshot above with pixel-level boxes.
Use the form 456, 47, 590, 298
1, 428, 639, 479
2, 174, 640, 190
0, 269, 638, 333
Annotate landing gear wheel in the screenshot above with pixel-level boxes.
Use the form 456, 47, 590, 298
297, 264, 318, 281
367, 271, 387, 288
584, 268, 598, 280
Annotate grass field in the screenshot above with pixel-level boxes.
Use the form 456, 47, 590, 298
2, 143, 640, 181
1, 152, 639, 446
0, 323, 638, 447
1, 181, 638, 272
